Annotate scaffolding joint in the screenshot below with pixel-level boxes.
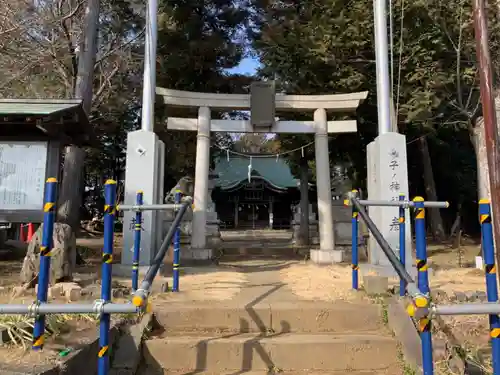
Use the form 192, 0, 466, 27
28, 300, 40, 318
93, 299, 106, 315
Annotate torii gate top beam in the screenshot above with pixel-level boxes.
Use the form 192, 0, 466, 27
156, 87, 368, 112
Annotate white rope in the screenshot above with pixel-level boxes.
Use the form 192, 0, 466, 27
212, 140, 318, 159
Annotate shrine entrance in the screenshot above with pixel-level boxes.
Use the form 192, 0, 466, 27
122, 83, 367, 266
213, 180, 298, 230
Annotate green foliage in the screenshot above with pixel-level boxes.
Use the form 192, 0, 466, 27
233, 133, 281, 154
249, 0, 500, 233
153, 0, 250, 188
1, 0, 249, 217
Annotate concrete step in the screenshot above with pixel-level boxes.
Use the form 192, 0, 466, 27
143, 333, 399, 372
153, 302, 386, 334
219, 246, 298, 256
218, 254, 304, 262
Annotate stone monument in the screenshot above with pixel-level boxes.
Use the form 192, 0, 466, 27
162, 173, 220, 262
364, 132, 413, 277
21, 223, 77, 285
206, 171, 221, 248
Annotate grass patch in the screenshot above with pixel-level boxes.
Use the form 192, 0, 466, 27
397, 343, 416, 375
0, 313, 97, 349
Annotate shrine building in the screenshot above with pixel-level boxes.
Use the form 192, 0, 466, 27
212, 155, 316, 230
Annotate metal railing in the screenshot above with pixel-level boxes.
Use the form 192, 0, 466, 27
346, 190, 500, 375
0, 178, 192, 375
117, 189, 191, 292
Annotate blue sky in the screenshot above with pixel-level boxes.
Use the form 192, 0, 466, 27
226, 57, 260, 75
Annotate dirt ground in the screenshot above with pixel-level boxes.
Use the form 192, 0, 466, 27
280, 262, 360, 302
151, 269, 247, 302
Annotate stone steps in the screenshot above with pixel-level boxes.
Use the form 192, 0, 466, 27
153, 302, 386, 334
141, 260, 401, 374
142, 301, 400, 373
161, 371, 401, 375
218, 246, 298, 255
142, 333, 399, 372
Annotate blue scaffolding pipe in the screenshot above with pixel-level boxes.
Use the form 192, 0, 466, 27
350, 197, 424, 301
132, 196, 193, 307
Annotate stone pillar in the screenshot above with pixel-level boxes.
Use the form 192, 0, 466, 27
189, 106, 212, 260
310, 108, 343, 263
363, 132, 414, 277
117, 130, 165, 273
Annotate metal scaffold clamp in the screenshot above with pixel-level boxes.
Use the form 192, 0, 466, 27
94, 299, 106, 315
132, 288, 151, 313
344, 190, 358, 206
28, 300, 40, 318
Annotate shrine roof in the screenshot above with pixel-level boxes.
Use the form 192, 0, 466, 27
0, 99, 93, 145
213, 155, 298, 190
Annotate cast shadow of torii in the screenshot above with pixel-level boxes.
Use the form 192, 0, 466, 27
186, 283, 290, 375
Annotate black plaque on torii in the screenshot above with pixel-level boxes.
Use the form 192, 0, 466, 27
250, 81, 276, 130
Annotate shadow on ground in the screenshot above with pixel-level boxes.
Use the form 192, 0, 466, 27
138, 273, 291, 375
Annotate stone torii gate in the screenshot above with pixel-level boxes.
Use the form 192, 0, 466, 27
118, 86, 367, 271
159, 87, 367, 263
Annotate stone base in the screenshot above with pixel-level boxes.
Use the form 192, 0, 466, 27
112, 264, 163, 278
310, 249, 344, 264
182, 247, 213, 261
363, 275, 389, 296
359, 263, 432, 279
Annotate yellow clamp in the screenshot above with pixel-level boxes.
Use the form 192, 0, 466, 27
407, 303, 416, 317
132, 295, 153, 314
407, 295, 428, 317
415, 295, 429, 308
132, 295, 144, 308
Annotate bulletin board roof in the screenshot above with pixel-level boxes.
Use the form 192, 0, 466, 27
0, 99, 93, 145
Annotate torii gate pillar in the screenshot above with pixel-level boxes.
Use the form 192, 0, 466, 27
190, 107, 211, 259
312, 108, 340, 262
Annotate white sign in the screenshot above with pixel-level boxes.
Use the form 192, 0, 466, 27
0, 142, 48, 210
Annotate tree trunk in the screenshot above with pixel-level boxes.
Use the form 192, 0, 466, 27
297, 158, 310, 246
418, 136, 445, 240
57, 0, 100, 230
57, 147, 86, 228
